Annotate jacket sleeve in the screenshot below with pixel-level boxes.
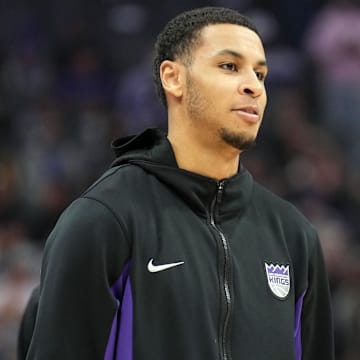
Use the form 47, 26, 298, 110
18, 286, 39, 360
25, 196, 130, 359
300, 235, 334, 360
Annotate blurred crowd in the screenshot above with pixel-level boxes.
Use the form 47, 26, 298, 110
0, 0, 359, 359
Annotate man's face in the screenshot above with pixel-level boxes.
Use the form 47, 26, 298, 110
182, 23, 268, 151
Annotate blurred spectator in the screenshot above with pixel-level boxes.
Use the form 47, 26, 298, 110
303, 0, 360, 166
0, 221, 42, 360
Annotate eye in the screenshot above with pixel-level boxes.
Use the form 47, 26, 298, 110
255, 71, 266, 81
220, 62, 238, 72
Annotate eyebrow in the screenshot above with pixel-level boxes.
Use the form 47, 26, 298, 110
215, 49, 268, 68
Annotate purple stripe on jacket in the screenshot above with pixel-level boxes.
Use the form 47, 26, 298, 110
104, 261, 133, 360
294, 290, 306, 360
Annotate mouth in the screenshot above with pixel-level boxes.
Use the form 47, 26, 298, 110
232, 106, 260, 123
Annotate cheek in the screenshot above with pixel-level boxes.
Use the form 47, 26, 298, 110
259, 92, 267, 115
187, 80, 217, 111
186, 85, 208, 113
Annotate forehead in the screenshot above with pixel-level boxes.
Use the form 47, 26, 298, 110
194, 23, 265, 60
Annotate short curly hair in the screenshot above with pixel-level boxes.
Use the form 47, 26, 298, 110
153, 7, 260, 107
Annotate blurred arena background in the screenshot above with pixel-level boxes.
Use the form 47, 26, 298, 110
0, 0, 359, 359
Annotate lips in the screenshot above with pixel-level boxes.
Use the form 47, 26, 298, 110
232, 105, 260, 123
238, 106, 258, 115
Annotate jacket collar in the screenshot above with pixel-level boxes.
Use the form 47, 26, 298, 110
111, 128, 254, 219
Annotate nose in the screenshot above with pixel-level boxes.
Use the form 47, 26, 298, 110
238, 71, 264, 98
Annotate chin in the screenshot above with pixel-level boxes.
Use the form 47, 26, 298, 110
219, 128, 257, 151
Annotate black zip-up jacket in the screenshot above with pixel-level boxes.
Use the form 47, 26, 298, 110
23, 128, 334, 360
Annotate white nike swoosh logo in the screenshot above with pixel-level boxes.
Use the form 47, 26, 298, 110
147, 258, 184, 273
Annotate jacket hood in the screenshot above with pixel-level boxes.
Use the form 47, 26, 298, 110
111, 128, 254, 219
111, 128, 177, 168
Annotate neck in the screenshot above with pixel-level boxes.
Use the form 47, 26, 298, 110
167, 127, 241, 181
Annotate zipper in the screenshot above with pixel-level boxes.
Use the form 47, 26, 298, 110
210, 180, 232, 360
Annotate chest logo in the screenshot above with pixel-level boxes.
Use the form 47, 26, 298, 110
264, 262, 290, 299
147, 258, 184, 273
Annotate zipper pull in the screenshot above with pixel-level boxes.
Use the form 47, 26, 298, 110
217, 180, 224, 204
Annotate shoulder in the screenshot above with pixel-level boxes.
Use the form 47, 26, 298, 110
41, 191, 130, 283
42, 165, 141, 256
251, 181, 318, 245
253, 182, 312, 223
84, 163, 146, 194
78, 163, 152, 206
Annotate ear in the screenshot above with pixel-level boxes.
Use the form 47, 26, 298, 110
160, 60, 184, 101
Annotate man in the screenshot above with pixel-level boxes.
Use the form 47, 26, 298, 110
20, 7, 334, 360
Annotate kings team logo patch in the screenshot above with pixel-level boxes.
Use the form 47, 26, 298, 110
264, 262, 290, 299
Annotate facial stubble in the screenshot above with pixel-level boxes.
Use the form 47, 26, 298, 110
186, 72, 257, 152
